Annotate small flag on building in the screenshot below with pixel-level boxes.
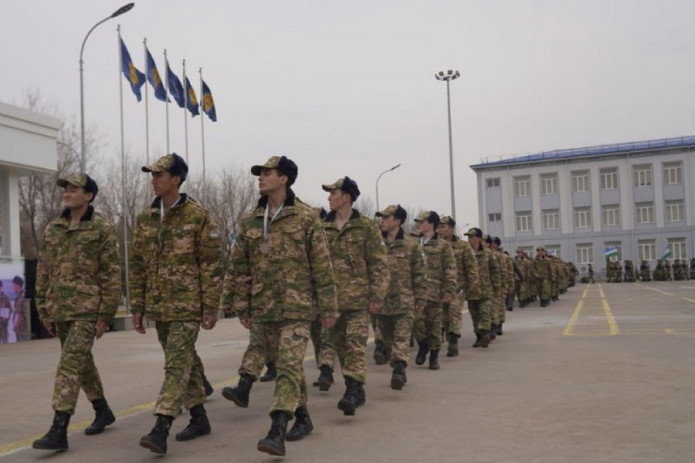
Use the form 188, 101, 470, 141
603, 246, 619, 258
662, 245, 672, 260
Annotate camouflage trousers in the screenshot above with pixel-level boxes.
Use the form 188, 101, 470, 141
310, 317, 322, 367
154, 321, 205, 417
442, 293, 464, 337
413, 300, 443, 350
239, 320, 280, 379
376, 312, 413, 367
319, 310, 369, 384
467, 299, 491, 333
490, 292, 505, 326
536, 279, 551, 301
52, 321, 104, 414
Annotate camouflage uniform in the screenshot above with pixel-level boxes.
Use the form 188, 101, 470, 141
533, 251, 552, 306
320, 209, 389, 385
36, 206, 121, 414
130, 194, 222, 417
226, 190, 338, 415
467, 246, 498, 335
378, 229, 425, 367
487, 247, 504, 327
445, 236, 480, 338
413, 235, 457, 350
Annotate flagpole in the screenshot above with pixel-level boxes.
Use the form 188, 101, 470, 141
164, 50, 170, 153
117, 25, 131, 313
199, 67, 206, 187
183, 59, 189, 164
143, 38, 150, 163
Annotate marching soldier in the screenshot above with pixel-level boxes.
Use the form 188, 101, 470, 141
376, 205, 425, 389
413, 211, 457, 369
317, 176, 389, 416
464, 228, 498, 348
33, 174, 121, 451
481, 234, 502, 338
131, 154, 223, 454
491, 237, 515, 334
534, 247, 552, 306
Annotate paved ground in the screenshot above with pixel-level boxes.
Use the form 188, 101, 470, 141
0, 281, 694, 462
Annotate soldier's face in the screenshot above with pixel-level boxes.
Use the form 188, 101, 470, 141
63, 185, 92, 210
258, 168, 286, 195
417, 220, 433, 235
151, 171, 180, 197
437, 223, 453, 239
13, 284, 20, 293
379, 215, 398, 233
327, 189, 350, 211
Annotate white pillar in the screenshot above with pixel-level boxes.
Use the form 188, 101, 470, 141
0, 170, 21, 261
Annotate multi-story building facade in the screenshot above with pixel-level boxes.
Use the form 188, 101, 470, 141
470, 135, 695, 271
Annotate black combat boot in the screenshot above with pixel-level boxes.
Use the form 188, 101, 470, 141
84, 397, 116, 436
203, 373, 214, 397
472, 332, 482, 348
221, 373, 254, 408
139, 414, 173, 454
337, 377, 362, 416
480, 330, 491, 348
415, 340, 429, 365
489, 326, 497, 341
257, 411, 290, 456
373, 341, 387, 365
317, 365, 334, 391
428, 349, 440, 370
32, 410, 71, 451
259, 362, 277, 382
175, 404, 211, 441
446, 334, 459, 357
390, 362, 407, 390
497, 322, 504, 336
285, 405, 313, 441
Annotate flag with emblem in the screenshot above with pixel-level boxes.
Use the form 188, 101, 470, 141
119, 38, 146, 101
662, 245, 672, 260
201, 79, 217, 122
184, 76, 199, 117
145, 45, 167, 102
166, 60, 185, 108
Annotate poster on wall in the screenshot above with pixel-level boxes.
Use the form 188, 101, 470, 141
0, 262, 28, 344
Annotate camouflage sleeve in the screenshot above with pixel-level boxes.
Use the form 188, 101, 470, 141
442, 244, 458, 299
229, 220, 252, 319
220, 261, 235, 312
460, 243, 482, 300
506, 258, 515, 293
411, 242, 426, 308
34, 229, 50, 320
308, 217, 338, 320
489, 252, 502, 293
365, 222, 389, 306
97, 222, 122, 324
128, 215, 146, 315
197, 213, 223, 318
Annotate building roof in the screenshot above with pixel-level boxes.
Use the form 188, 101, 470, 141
470, 135, 695, 170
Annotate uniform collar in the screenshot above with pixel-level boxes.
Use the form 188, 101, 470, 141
60, 205, 95, 222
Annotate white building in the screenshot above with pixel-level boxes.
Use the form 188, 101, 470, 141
0, 101, 60, 265
470, 135, 695, 269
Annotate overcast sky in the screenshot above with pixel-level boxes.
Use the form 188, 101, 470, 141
3, 0, 695, 225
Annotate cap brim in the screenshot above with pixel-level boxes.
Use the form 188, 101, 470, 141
56, 178, 70, 188
141, 164, 165, 173
250, 165, 264, 176
375, 212, 391, 217
321, 184, 337, 192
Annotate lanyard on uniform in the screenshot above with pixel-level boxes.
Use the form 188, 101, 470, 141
158, 196, 181, 249
420, 235, 431, 247
263, 203, 284, 241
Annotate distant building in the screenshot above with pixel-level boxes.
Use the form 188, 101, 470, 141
470, 135, 694, 270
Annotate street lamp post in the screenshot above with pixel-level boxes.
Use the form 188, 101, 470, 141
80, 3, 135, 174
435, 69, 460, 221
375, 163, 401, 212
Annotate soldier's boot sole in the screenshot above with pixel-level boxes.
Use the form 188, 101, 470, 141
446, 344, 459, 357
317, 375, 333, 391
338, 398, 357, 416
139, 433, 167, 454
257, 439, 285, 456
85, 408, 116, 436
221, 387, 249, 408
480, 334, 490, 348
391, 374, 405, 390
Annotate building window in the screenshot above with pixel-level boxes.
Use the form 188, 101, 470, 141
604, 241, 622, 262
513, 176, 530, 197
486, 178, 500, 188
518, 246, 533, 256
542, 209, 559, 230
635, 202, 654, 224
573, 207, 592, 228
663, 162, 683, 185
638, 240, 656, 261
665, 200, 684, 222
540, 173, 558, 195
515, 211, 532, 232
577, 244, 593, 264
546, 245, 561, 258
600, 168, 618, 190
632, 164, 652, 187
571, 170, 589, 192
668, 238, 687, 259
601, 205, 620, 227
488, 212, 502, 222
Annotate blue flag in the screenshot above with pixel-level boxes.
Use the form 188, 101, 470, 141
201, 79, 217, 122
145, 46, 168, 102
166, 61, 185, 108
184, 76, 199, 117
120, 38, 146, 101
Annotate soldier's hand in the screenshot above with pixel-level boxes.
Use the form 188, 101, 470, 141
95, 320, 108, 339
202, 314, 217, 330
322, 316, 336, 329
133, 313, 146, 334
41, 318, 56, 337
443, 295, 453, 304
240, 317, 252, 330
368, 302, 381, 314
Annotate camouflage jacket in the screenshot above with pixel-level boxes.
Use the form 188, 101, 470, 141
497, 250, 515, 295
130, 194, 222, 321
323, 209, 389, 311
380, 230, 425, 316
225, 191, 338, 322
533, 256, 552, 282
447, 236, 482, 300
36, 207, 121, 324
471, 246, 500, 301
418, 234, 457, 302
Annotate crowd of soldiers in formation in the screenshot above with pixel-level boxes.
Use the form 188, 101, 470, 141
605, 258, 695, 283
